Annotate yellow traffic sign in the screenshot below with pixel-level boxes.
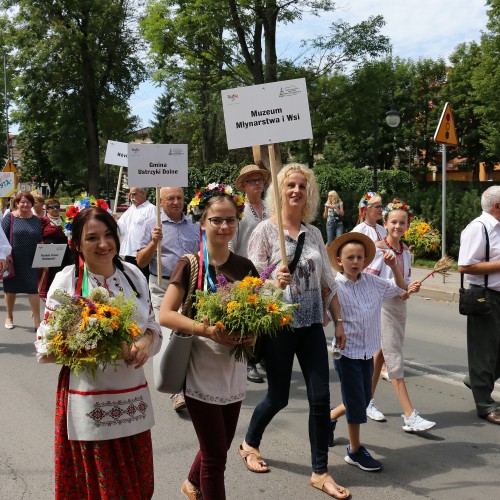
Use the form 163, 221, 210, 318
434, 102, 458, 146
3, 159, 18, 173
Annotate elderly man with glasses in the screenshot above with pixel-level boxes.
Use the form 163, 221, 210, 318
137, 186, 199, 412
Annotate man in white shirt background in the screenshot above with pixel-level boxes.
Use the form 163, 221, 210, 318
458, 185, 500, 425
116, 187, 156, 280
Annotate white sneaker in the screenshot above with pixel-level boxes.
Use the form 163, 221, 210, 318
366, 399, 386, 422
402, 409, 436, 432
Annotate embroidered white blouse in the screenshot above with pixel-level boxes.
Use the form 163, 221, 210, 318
351, 221, 387, 242
248, 220, 338, 328
35, 262, 162, 441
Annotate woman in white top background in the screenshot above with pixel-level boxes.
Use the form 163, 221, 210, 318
230, 163, 271, 384
351, 192, 387, 243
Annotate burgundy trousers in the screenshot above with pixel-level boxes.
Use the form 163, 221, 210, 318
186, 396, 242, 499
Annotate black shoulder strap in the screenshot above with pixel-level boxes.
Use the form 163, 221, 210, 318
288, 230, 306, 275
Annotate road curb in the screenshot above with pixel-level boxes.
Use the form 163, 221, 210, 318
419, 287, 459, 303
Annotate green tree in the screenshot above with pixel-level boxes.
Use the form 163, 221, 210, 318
473, 0, 500, 165
4, 0, 145, 195
444, 42, 483, 179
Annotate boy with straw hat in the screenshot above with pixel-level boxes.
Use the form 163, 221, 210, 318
326, 233, 406, 472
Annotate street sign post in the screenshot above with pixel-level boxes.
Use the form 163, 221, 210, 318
434, 102, 458, 275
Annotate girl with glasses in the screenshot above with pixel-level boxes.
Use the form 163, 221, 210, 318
160, 183, 260, 500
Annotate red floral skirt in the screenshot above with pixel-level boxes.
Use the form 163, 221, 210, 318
54, 367, 154, 499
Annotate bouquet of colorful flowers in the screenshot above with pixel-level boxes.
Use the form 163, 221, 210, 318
42, 287, 142, 378
194, 265, 298, 362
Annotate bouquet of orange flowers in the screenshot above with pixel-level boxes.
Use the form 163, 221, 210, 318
43, 287, 142, 378
194, 265, 298, 362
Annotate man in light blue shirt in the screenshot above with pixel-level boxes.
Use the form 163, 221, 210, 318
137, 186, 199, 412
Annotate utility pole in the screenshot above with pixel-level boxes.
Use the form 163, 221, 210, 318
3, 51, 9, 161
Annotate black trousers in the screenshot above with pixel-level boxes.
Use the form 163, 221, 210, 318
467, 290, 500, 416
124, 255, 150, 282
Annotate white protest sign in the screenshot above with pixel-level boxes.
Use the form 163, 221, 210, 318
221, 78, 313, 150
127, 144, 188, 187
0, 172, 16, 198
32, 244, 67, 268
104, 140, 128, 167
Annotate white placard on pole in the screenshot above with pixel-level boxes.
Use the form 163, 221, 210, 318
0, 172, 16, 198
221, 78, 313, 150
104, 140, 129, 167
127, 144, 188, 188
32, 244, 67, 268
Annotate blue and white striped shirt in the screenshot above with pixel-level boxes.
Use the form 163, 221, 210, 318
335, 272, 404, 360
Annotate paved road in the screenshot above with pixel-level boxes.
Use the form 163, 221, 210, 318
1, 286, 499, 499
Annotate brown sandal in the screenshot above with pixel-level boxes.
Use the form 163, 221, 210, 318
181, 480, 202, 499
239, 444, 270, 473
310, 475, 351, 499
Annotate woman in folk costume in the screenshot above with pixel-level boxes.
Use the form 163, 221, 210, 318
35, 205, 162, 499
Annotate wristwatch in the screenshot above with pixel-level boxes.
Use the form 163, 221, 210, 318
334, 318, 343, 324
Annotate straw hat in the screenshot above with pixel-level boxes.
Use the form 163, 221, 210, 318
327, 232, 376, 272
235, 164, 271, 190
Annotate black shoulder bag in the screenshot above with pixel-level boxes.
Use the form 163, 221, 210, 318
459, 222, 492, 316
251, 230, 306, 364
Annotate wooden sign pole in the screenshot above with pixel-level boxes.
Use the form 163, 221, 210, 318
155, 187, 162, 285
268, 144, 287, 266
113, 166, 123, 213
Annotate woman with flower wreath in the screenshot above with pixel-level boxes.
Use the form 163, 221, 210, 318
35, 205, 162, 499
240, 164, 350, 500
351, 191, 387, 243
38, 198, 73, 299
160, 183, 260, 500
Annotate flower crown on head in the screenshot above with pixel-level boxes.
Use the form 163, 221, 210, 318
383, 198, 414, 221
64, 195, 109, 243
358, 191, 378, 209
187, 183, 245, 222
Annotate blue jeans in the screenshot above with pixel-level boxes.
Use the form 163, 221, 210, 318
326, 220, 343, 245
245, 324, 330, 473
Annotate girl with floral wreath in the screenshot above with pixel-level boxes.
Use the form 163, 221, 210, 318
365, 199, 435, 432
160, 183, 266, 500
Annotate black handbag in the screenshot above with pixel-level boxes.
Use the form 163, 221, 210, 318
250, 231, 306, 364
458, 222, 491, 316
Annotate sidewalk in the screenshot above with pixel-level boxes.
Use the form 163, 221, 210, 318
411, 265, 461, 302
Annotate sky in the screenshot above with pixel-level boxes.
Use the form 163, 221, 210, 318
106, 1, 491, 130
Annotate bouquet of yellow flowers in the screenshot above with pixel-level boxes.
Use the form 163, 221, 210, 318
43, 287, 142, 378
404, 216, 441, 257
194, 265, 298, 362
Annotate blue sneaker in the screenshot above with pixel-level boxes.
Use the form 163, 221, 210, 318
344, 445, 383, 471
